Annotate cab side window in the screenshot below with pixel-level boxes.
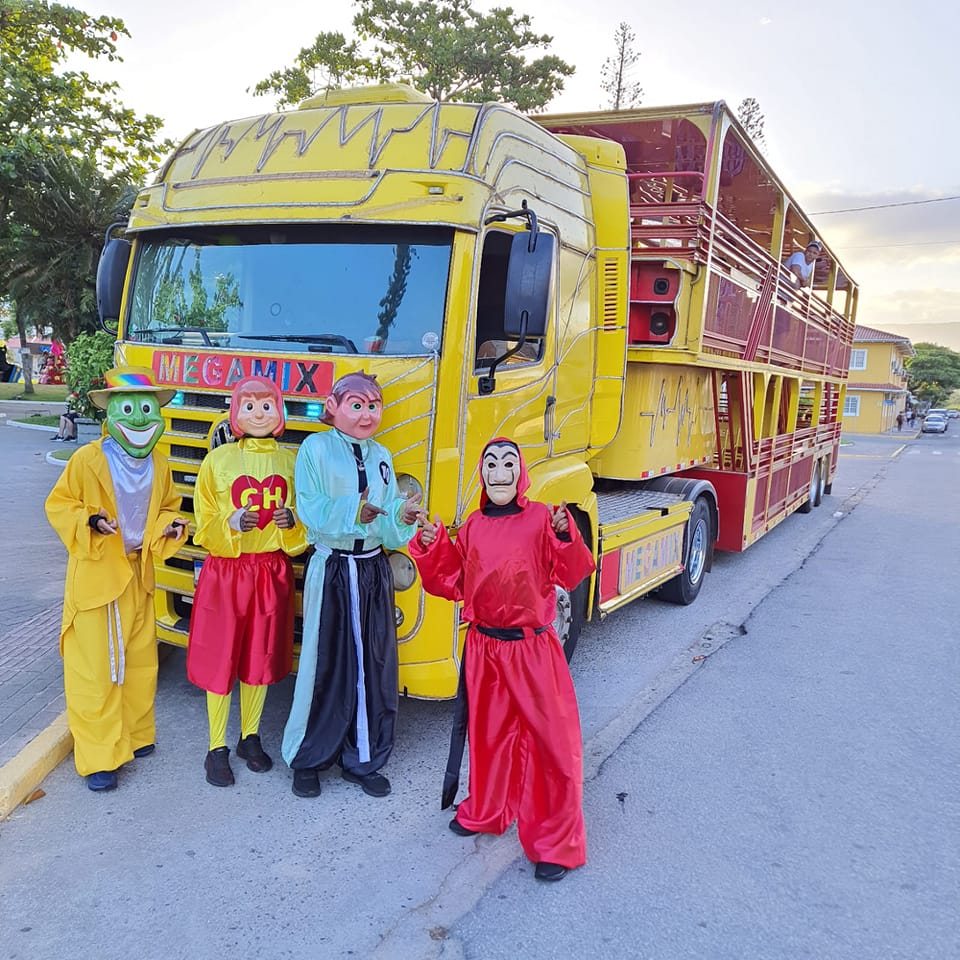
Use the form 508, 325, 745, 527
474, 229, 543, 370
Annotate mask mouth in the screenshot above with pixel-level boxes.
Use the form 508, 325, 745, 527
115, 422, 160, 447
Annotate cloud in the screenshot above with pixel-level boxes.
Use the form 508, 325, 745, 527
759, 17, 773, 25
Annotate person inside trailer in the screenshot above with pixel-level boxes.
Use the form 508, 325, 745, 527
785, 240, 822, 289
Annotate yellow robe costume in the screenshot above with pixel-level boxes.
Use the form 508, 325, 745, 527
45, 439, 182, 776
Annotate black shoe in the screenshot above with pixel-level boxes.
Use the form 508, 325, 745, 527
292, 768, 322, 798
448, 817, 478, 837
342, 769, 391, 797
87, 770, 118, 792
534, 862, 568, 882
236, 734, 273, 772
204, 747, 235, 787
133, 743, 155, 758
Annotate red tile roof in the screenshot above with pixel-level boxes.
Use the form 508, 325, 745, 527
853, 325, 916, 355
846, 382, 908, 393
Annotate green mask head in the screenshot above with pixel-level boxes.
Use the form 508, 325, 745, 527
106, 392, 165, 458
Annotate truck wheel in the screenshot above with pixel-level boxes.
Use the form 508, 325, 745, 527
554, 578, 588, 663
813, 459, 824, 508
658, 497, 711, 606
799, 459, 820, 514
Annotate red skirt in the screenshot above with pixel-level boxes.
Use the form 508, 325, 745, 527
187, 551, 295, 695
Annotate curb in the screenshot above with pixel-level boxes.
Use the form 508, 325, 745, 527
0, 713, 73, 821
5, 419, 58, 433
45, 450, 70, 468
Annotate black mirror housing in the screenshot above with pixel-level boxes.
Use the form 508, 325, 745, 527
503, 230, 554, 340
96, 234, 131, 332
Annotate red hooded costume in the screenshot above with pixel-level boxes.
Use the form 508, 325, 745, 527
409, 438, 595, 870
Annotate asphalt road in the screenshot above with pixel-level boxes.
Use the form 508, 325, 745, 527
1, 425, 951, 959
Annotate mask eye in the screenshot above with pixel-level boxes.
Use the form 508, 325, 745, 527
262, 401, 272, 413
368, 403, 378, 411
140, 400, 152, 414
245, 402, 254, 411
121, 401, 134, 415
351, 402, 362, 411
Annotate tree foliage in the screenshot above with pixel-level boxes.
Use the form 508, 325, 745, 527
65, 329, 115, 419
0, 146, 137, 342
736, 97, 766, 151
253, 0, 574, 112
0, 1, 168, 177
907, 341, 960, 405
600, 22, 643, 110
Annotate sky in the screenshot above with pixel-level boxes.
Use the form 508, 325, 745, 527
78, 0, 960, 348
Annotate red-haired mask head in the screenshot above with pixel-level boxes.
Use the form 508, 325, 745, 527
229, 377, 285, 438
321, 371, 383, 440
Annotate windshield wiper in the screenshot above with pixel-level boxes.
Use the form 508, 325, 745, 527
236, 334, 359, 354
132, 326, 213, 347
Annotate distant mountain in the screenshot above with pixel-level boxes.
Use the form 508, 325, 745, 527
883, 322, 960, 352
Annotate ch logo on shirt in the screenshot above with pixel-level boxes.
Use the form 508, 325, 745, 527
230, 475, 288, 529
209, 418, 236, 452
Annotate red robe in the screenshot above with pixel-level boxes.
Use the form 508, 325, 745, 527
410, 444, 595, 869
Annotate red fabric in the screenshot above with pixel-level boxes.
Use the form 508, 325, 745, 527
456, 626, 587, 867
186, 551, 294, 694
409, 441, 595, 866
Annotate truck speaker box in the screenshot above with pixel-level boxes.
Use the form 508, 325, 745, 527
629, 303, 676, 344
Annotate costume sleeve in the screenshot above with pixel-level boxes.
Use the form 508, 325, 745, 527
372, 451, 418, 549
44, 449, 109, 560
281, 482, 310, 556
191, 455, 241, 558
547, 506, 595, 590
409, 522, 466, 602
294, 439, 366, 541
147, 462, 185, 562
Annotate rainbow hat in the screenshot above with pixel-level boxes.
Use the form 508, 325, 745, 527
89, 366, 176, 410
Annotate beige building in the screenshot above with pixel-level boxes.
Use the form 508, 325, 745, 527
843, 325, 914, 433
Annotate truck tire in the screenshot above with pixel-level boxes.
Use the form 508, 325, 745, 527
658, 497, 711, 605
799, 459, 820, 514
553, 509, 591, 663
813, 459, 824, 508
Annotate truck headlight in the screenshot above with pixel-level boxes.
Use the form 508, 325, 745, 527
396, 473, 423, 501
388, 551, 417, 591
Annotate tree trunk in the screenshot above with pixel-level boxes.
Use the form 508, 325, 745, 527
14, 306, 34, 395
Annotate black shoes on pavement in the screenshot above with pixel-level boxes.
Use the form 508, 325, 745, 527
204, 746, 235, 787
292, 768, 322, 798
236, 734, 273, 772
534, 862, 568, 882
448, 817, 478, 837
342, 768, 391, 797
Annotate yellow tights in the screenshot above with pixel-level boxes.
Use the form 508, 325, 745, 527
206, 683, 267, 751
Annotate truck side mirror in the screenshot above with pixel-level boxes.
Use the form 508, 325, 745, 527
503, 229, 554, 341
96, 224, 131, 335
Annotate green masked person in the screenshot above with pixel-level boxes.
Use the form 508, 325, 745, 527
45, 367, 186, 792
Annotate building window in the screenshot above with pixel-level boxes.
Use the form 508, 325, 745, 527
843, 395, 860, 417
850, 348, 867, 370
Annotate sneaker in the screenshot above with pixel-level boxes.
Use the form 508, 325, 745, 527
448, 817, 478, 837
342, 768, 391, 797
87, 770, 118, 792
133, 743, 155, 758
236, 734, 273, 772
534, 862, 568, 882
204, 746, 235, 787
49, 435, 61, 442
292, 768, 322, 798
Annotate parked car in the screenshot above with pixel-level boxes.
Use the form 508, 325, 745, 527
921, 415, 948, 434
926, 408, 950, 419
948, 410, 960, 419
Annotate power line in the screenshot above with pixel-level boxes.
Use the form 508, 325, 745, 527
812, 195, 960, 215
834, 238, 960, 250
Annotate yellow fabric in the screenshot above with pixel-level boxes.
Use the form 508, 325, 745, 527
205, 683, 267, 748
207, 691, 231, 750
62, 559, 157, 775
45, 439, 183, 651
239, 682, 267, 739
192, 437, 308, 559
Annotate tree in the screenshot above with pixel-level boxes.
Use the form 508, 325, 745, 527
0, 146, 137, 343
907, 342, 960, 404
253, 0, 575, 112
600, 22, 643, 110
736, 97, 766, 151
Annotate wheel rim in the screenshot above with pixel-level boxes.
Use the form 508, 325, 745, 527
688, 518, 708, 585
553, 585, 572, 646
808, 464, 819, 502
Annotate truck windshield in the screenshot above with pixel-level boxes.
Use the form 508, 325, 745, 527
125, 224, 452, 356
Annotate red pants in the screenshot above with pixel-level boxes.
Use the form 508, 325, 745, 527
187, 551, 294, 695
454, 627, 586, 869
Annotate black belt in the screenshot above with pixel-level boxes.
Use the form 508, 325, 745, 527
474, 625, 548, 640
